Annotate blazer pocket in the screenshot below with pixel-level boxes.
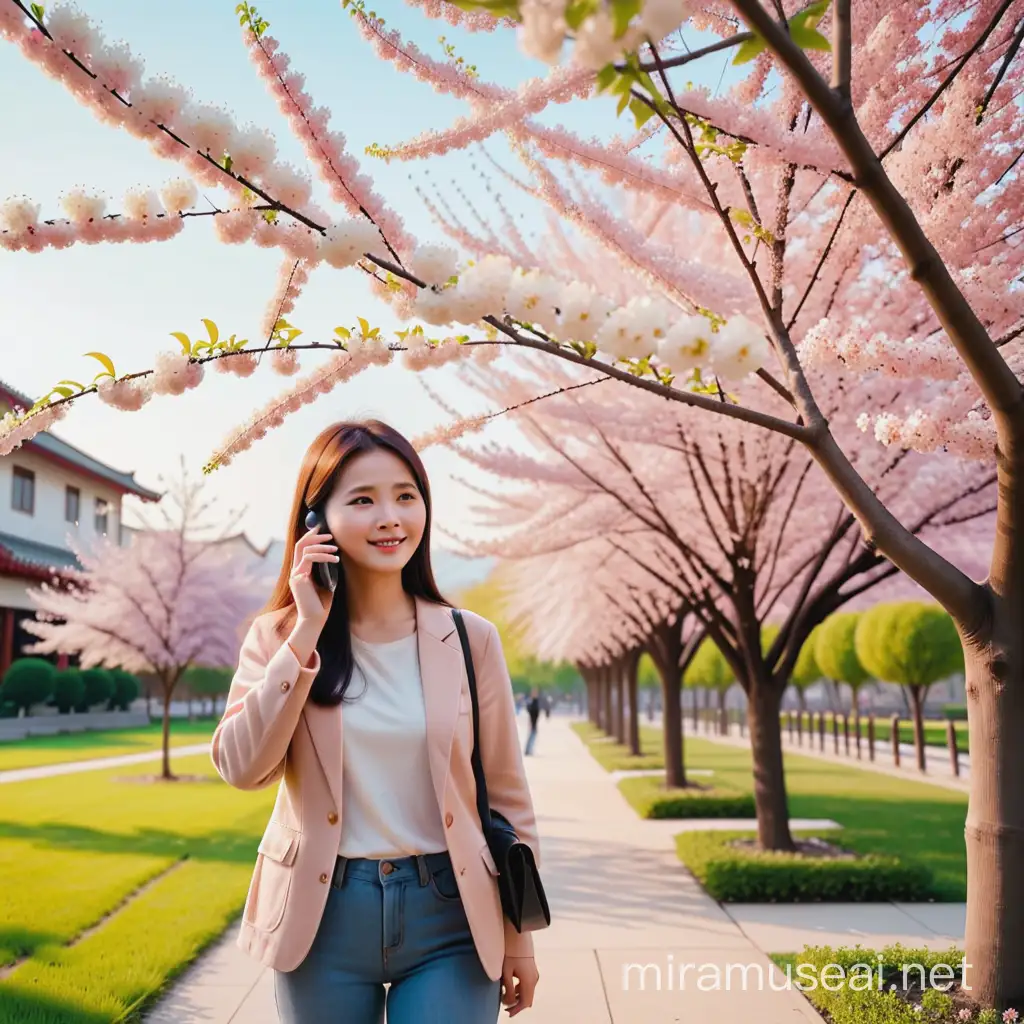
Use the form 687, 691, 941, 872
246, 822, 299, 933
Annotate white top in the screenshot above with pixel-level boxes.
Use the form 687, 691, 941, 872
338, 631, 448, 859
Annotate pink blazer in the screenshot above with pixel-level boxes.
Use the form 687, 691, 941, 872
210, 597, 539, 982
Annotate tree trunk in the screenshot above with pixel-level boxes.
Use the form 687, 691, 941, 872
602, 670, 613, 734
660, 667, 685, 788
908, 684, 927, 773
747, 679, 795, 851
963, 611, 1024, 1011
160, 683, 174, 781
627, 658, 641, 756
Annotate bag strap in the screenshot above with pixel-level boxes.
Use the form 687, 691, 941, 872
451, 608, 492, 837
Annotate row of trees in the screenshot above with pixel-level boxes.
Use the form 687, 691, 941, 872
635, 601, 964, 772
2, 0, 1021, 1006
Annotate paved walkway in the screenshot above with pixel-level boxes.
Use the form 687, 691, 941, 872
0, 743, 212, 784
142, 716, 966, 1023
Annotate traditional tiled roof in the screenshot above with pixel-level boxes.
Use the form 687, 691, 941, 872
0, 380, 162, 502
0, 530, 79, 580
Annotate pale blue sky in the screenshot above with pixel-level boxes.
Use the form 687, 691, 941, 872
0, 1, 739, 548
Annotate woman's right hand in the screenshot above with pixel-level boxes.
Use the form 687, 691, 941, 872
289, 528, 339, 625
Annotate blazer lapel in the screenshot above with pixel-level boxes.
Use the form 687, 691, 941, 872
416, 597, 466, 815
303, 678, 343, 815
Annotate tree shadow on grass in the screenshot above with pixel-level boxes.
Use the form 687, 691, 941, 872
0, 820, 261, 867
0, 928, 62, 971
0, 983, 128, 1024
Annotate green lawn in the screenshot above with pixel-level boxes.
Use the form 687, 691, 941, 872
573, 721, 969, 900
0, 751, 274, 1023
0, 720, 218, 772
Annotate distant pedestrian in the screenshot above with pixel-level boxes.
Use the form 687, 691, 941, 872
544, 694, 551, 719
524, 688, 541, 755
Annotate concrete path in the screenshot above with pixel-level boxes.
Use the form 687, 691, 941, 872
0, 743, 212, 784
142, 716, 966, 1024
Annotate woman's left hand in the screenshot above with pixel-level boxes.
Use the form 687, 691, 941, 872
501, 955, 539, 1016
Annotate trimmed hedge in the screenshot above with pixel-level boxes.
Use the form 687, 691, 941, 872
638, 788, 756, 819
676, 830, 937, 903
772, 943, 1012, 1023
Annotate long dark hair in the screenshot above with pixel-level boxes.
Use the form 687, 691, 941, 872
258, 420, 450, 706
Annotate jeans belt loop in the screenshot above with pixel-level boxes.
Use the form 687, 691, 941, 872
332, 855, 348, 889
416, 854, 429, 886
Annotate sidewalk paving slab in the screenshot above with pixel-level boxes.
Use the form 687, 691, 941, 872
0, 742, 211, 784
141, 716, 965, 1023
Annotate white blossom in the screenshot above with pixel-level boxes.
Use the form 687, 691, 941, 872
657, 314, 714, 373
709, 314, 771, 381
123, 187, 163, 220
558, 281, 613, 343
408, 243, 460, 288
0, 197, 40, 235
60, 189, 106, 223
318, 218, 381, 268
159, 178, 198, 214
518, 0, 568, 64
507, 268, 560, 333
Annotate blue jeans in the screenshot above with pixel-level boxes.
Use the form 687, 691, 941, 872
524, 725, 538, 755
273, 851, 501, 1023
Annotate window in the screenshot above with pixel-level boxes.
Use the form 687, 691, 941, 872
65, 486, 80, 524
12, 467, 34, 514
94, 497, 109, 536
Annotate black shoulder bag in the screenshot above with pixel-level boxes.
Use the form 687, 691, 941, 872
451, 609, 551, 933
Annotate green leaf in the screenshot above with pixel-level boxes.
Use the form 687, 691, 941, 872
629, 96, 655, 127
48, 386, 74, 399
565, 0, 599, 31
789, 23, 831, 51
357, 316, 371, 336
793, 0, 831, 30
201, 318, 220, 346
610, 0, 641, 38
56, 379, 85, 391
595, 63, 618, 92
732, 34, 767, 64
30, 3, 44, 21
445, 0, 521, 16
169, 331, 192, 356
83, 351, 116, 378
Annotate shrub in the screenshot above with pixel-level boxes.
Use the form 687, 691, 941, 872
50, 668, 85, 713
107, 669, 141, 711
0, 657, 56, 714
942, 704, 968, 722
75, 667, 115, 712
643, 790, 756, 819
774, 943, 1017, 1024
675, 830, 936, 902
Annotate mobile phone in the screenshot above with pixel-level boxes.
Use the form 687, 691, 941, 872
304, 508, 339, 593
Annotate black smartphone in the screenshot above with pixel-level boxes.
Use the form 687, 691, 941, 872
304, 508, 339, 593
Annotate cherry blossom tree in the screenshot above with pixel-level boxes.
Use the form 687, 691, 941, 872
435, 350, 992, 845
22, 463, 262, 780
0, 0, 1022, 1005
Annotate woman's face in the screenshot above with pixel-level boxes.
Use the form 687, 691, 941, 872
321, 447, 427, 576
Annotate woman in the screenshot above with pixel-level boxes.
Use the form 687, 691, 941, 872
211, 420, 541, 1023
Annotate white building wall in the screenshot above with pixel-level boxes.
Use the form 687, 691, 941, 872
0, 447, 124, 553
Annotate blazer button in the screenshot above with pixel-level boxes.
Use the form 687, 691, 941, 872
280, 680, 290, 692
328, 811, 338, 825
444, 812, 453, 827
319, 872, 329, 884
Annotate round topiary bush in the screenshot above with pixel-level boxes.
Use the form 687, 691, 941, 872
0, 657, 56, 715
